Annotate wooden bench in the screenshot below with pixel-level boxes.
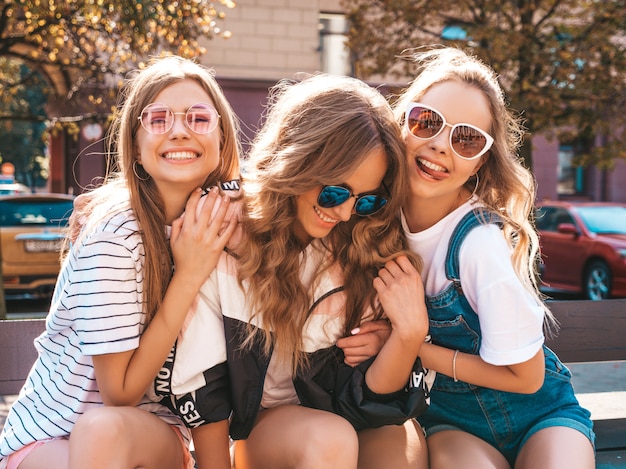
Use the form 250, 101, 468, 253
2, 299, 626, 467
544, 298, 626, 468
0, 318, 44, 395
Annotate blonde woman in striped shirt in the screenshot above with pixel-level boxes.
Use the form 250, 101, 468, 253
0, 56, 240, 469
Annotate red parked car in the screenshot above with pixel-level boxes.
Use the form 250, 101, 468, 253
535, 201, 626, 300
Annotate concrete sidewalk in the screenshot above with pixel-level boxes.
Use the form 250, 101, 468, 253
568, 360, 626, 420
2, 360, 625, 432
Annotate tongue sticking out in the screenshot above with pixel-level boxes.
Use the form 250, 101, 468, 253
417, 158, 448, 180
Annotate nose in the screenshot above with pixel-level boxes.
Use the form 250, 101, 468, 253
332, 198, 356, 221
429, 125, 451, 154
169, 113, 191, 137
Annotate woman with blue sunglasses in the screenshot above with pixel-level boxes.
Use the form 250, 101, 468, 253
158, 73, 432, 469
391, 46, 594, 469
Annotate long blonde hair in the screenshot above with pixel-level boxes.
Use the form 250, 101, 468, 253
66, 56, 241, 323
394, 46, 555, 328
235, 73, 420, 370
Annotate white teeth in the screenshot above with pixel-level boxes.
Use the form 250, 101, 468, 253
163, 151, 198, 160
314, 206, 339, 224
418, 158, 446, 172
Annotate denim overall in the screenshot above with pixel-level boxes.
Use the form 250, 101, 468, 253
418, 209, 595, 464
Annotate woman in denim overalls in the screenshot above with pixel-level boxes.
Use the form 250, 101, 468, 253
391, 46, 595, 468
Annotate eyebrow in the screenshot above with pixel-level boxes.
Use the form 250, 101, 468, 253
334, 182, 384, 196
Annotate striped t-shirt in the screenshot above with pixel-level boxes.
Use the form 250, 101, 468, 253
0, 208, 186, 460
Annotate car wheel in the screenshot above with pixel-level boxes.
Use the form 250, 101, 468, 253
584, 260, 611, 300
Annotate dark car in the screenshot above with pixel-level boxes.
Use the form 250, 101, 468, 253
0, 193, 74, 298
535, 201, 626, 300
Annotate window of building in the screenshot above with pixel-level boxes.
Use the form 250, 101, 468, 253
557, 144, 585, 195
318, 13, 352, 76
441, 25, 468, 41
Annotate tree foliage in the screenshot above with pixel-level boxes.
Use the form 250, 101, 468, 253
341, 0, 626, 169
0, 0, 234, 91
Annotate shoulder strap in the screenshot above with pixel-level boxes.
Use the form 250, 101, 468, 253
445, 208, 502, 283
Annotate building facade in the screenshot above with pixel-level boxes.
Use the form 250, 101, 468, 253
55, 0, 626, 203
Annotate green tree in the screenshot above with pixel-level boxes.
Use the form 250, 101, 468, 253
0, 0, 235, 100
341, 0, 626, 169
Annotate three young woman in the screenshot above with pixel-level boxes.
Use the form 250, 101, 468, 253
4, 45, 592, 469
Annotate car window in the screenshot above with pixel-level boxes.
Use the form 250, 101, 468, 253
576, 206, 626, 235
552, 208, 575, 228
0, 199, 73, 227
535, 207, 575, 232
535, 207, 555, 230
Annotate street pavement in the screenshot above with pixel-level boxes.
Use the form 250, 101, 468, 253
568, 360, 626, 420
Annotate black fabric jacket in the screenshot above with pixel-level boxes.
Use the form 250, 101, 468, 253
225, 315, 430, 440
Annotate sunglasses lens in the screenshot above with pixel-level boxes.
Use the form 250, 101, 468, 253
186, 104, 219, 134
451, 126, 489, 159
141, 104, 172, 134
140, 103, 219, 134
355, 195, 387, 216
318, 186, 351, 208
407, 106, 444, 138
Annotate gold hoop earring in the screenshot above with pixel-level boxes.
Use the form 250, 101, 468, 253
132, 160, 150, 181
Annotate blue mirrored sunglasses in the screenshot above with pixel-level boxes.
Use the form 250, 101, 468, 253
317, 185, 388, 216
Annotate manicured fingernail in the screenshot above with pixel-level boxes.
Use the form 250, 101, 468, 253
351, 327, 360, 335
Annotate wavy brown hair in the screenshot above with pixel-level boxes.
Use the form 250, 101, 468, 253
235, 73, 421, 370
66, 55, 241, 323
393, 46, 555, 328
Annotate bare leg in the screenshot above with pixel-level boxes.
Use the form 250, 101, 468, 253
515, 426, 595, 469
357, 419, 428, 469
233, 405, 359, 469
428, 430, 510, 469
68, 406, 185, 469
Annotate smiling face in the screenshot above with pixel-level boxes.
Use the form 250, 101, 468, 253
135, 79, 222, 199
292, 146, 388, 245
403, 80, 491, 228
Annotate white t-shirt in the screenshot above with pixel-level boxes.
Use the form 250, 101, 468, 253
402, 200, 544, 366
168, 240, 348, 410
0, 208, 186, 461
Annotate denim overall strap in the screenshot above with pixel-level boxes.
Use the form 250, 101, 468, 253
425, 208, 503, 359
445, 208, 502, 284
